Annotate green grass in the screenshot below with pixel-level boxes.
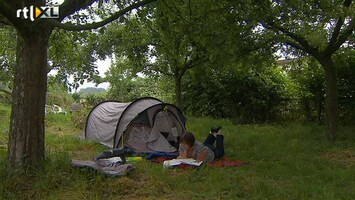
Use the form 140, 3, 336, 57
0, 103, 10, 161
0, 103, 354, 199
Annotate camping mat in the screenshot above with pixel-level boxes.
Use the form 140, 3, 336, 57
151, 156, 249, 168
71, 159, 135, 177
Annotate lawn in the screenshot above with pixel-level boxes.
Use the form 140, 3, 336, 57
0, 103, 354, 200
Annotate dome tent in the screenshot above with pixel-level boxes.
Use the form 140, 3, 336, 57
84, 97, 186, 153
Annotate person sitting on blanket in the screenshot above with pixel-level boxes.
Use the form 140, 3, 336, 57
177, 127, 225, 163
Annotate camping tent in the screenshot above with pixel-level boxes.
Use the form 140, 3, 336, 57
84, 97, 186, 153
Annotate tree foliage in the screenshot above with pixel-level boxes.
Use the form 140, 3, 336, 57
47, 76, 72, 108
105, 58, 172, 102
286, 58, 326, 122
98, 0, 275, 108
184, 58, 289, 123
0, 27, 103, 92
238, 0, 355, 140
0, 0, 156, 169
49, 29, 102, 90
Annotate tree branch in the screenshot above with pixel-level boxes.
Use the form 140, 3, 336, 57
328, 18, 345, 48
50, 0, 156, 31
283, 39, 306, 52
59, 0, 97, 21
0, 0, 13, 19
325, 0, 353, 56
0, 0, 22, 27
0, 12, 12, 26
326, 17, 355, 56
261, 21, 319, 56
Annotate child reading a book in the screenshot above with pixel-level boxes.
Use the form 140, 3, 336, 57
177, 127, 225, 163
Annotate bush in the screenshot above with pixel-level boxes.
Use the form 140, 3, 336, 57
85, 94, 106, 108
183, 65, 289, 123
0, 94, 11, 104
71, 109, 89, 129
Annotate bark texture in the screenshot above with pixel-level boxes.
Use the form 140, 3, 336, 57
8, 27, 51, 168
319, 57, 338, 141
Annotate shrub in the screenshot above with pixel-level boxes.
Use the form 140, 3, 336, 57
71, 109, 89, 129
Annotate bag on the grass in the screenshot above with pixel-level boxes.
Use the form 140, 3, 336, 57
94, 148, 125, 161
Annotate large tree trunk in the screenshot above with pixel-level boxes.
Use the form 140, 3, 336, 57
8, 27, 51, 169
174, 74, 183, 109
319, 57, 338, 142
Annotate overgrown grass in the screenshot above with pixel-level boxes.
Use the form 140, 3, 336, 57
0, 103, 10, 161
0, 104, 354, 199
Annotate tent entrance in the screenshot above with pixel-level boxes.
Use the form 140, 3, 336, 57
122, 110, 183, 153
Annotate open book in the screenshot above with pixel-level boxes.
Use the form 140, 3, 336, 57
163, 158, 203, 168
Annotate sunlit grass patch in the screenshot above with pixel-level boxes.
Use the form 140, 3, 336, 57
323, 150, 355, 167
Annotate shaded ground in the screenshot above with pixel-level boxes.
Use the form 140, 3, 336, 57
0, 103, 354, 199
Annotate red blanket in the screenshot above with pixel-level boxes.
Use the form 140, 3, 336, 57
208, 157, 249, 167
151, 156, 249, 168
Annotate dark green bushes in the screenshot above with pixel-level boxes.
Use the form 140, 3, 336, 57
183, 65, 289, 123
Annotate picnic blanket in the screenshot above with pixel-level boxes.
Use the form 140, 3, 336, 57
207, 157, 249, 167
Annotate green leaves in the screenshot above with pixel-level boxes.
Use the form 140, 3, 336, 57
48, 29, 99, 90
183, 60, 289, 123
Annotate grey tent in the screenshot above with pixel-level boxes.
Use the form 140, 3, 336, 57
84, 97, 186, 153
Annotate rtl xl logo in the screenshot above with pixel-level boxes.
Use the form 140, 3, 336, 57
16, 6, 59, 21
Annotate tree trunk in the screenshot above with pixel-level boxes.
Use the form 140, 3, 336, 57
319, 57, 338, 142
302, 98, 312, 121
8, 27, 51, 169
317, 98, 323, 124
174, 74, 183, 109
